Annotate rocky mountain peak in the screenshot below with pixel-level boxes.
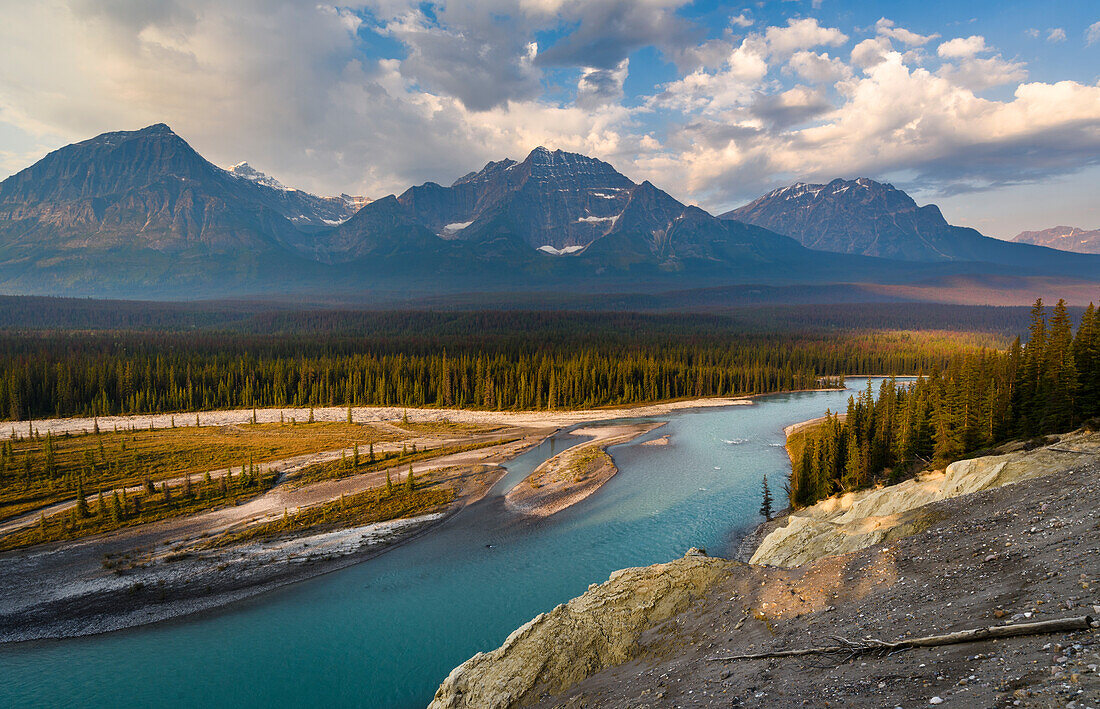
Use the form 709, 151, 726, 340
721, 177, 960, 260
227, 162, 289, 191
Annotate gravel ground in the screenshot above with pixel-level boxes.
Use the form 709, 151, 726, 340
538, 460, 1100, 708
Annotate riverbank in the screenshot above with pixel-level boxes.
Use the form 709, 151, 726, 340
505, 423, 665, 517
430, 430, 1100, 708
2, 396, 756, 441
0, 431, 548, 643
0, 385, 847, 646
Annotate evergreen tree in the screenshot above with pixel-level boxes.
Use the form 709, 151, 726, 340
405, 466, 415, 492
759, 475, 774, 521
75, 478, 89, 518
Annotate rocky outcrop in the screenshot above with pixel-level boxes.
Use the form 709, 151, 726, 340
750, 430, 1099, 567
428, 550, 730, 709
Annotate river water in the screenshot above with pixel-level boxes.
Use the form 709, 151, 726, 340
0, 379, 888, 708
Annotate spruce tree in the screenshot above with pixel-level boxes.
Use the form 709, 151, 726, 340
759, 475, 774, 521
1042, 299, 1078, 432
75, 478, 90, 518
405, 465, 415, 492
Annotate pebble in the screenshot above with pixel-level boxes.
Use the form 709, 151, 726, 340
929, 697, 944, 705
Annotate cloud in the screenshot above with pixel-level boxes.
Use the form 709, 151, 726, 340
533, 0, 699, 69
874, 18, 939, 46
787, 51, 852, 83
379, 8, 543, 111
1086, 21, 1100, 46
937, 35, 988, 58
748, 87, 832, 128
576, 60, 630, 109
1046, 27, 1067, 43
2, 0, 1100, 221
730, 12, 753, 29
938, 55, 1028, 91
851, 37, 894, 69
764, 18, 848, 58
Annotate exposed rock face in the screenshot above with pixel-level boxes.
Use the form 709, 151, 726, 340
0, 124, 361, 257
384, 147, 667, 251
721, 178, 1100, 272
1012, 225, 1100, 254
428, 552, 730, 709
750, 430, 1099, 567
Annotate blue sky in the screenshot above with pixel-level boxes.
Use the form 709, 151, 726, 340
1, 0, 1098, 238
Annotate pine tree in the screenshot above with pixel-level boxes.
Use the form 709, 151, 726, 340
405, 465, 415, 492
75, 478, 90, 518
110, 491, 123, 522
385, 470, 394, 496
759, 475, 774, 521
1042, 299, 1078, 431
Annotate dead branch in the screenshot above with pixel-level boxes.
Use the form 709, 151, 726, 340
708, 615, 1093, 663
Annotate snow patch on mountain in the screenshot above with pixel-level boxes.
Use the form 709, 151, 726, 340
442, 221, 473, 234
538, 244, 585, 255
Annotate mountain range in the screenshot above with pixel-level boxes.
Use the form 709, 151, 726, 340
0, 124, 1096, 300
1011, 226, 1100, 254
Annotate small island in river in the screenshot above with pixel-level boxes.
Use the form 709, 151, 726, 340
505, 422, 666, 517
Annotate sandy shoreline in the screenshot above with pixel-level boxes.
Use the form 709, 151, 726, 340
1, 396, 755, 441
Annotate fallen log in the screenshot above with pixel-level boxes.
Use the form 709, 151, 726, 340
709, 615, 1094, 662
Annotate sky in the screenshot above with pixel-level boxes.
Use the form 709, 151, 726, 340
1, 0, 1098, 239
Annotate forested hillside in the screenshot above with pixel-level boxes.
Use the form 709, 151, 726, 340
0, 315, 1004, 421
789, 300, 1099, 508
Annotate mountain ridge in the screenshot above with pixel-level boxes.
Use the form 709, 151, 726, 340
0, 124, 1096, 299
1012, 225, 1100, 254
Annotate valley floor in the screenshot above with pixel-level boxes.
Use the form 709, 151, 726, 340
0, 397, 748, 643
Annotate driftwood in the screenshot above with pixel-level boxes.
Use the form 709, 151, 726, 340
709, 615, 1093, 663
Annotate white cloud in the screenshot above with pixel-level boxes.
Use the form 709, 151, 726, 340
730, 12, 753, 28
787, 51, 851, 83
1088, 21, 1100, 46
875, 18, 938, 46
938, 55, 1028, 91
937, 35, 988, 59
851, 37, 894, 69
1046, 27, 1066, 43
764, 18, 848, 58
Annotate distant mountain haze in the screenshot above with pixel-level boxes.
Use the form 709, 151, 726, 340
1011, 226, 1100, 254
0, 124, 1096, 299
719, 177, 1095, 273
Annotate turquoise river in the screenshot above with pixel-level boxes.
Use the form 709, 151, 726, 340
0, 379, 893, 708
